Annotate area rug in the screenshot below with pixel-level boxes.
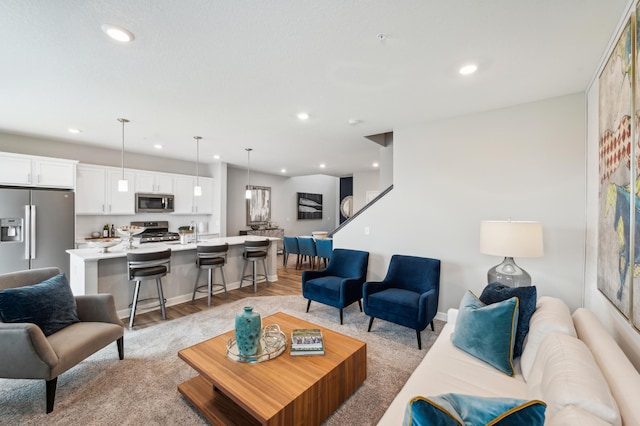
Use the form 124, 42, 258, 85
0, 295, 444, 425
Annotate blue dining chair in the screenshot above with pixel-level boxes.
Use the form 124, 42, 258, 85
297, 237, 317, 269
363, 255, 440, 349
315, 238, 333, 269
283, 236, 301, 269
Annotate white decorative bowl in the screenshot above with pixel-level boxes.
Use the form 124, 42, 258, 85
312, 231, 328, 239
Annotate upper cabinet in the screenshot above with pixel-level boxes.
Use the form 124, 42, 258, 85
0, 152, 76, 188
172, 174, 213, 214
135, 171, 173, 194
76, 164, 135, 215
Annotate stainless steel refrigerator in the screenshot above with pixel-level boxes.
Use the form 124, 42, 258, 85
0, 188, 74, 277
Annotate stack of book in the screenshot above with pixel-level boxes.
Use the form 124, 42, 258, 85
290, 328, 325, 356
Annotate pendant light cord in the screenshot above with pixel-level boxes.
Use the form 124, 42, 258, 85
118, 118, 129, 179
194, 136, 202, 185
246, 148, 252, 188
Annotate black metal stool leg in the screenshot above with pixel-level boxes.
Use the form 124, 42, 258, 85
129, 280, 141, 328
156, 278, 167, 320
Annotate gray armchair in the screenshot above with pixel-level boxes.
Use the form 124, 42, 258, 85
0, 267, 124, 413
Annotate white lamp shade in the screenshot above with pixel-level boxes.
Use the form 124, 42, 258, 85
245, 188, 252, 199
117, 179, 128, 192
193, 185, 202, 197
480, 220, 543, 258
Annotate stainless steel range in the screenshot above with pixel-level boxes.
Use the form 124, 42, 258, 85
131, 221, 179, 243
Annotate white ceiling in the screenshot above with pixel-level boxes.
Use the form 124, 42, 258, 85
0, 1, 629, 177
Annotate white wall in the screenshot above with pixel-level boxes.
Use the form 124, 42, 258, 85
352, 170, 380, 212
335, 93, 587, 316
379, 137, 393, 190
226, 167, 339, 237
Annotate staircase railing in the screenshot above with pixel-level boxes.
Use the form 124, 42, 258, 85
329, 184, 393, 237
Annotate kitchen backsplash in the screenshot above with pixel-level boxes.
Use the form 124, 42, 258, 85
76, 214, 214, 240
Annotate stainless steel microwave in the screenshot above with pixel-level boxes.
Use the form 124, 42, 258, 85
135, 193, 174, 213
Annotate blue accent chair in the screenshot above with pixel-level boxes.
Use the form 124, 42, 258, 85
302, 248, 369, 324
297, 237, 318, 269
283, 236, 301, 269
363, 255, 441, 349
315, 238, 333, 269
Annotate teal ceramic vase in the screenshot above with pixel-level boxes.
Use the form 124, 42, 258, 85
235, 306, 262, 357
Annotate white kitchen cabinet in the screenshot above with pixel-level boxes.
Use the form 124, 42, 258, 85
76, 164, 135, 215
135, 171, 173, 194
0, 152, 76, 188
172, 175, 213, 214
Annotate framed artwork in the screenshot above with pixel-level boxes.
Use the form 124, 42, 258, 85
297, 192, 323, 220
246, 185, 271, 226
598, 18, 633, 320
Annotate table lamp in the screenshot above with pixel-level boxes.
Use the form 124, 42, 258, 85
479, 220, 544, 287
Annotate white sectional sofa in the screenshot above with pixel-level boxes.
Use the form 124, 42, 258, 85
378, 296, 640, 425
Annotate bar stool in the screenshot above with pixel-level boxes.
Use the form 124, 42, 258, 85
126, 249, 171, 328
192, 243, 229, 307
240, 239, 271, 293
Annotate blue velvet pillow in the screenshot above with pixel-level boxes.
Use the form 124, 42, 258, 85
480, 283, 536, 358
0, 273, 79, 336
451, 291, 519, 376
403, 394, 546, 426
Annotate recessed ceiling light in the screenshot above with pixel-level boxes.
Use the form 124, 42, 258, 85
67, 128, 81, 134
297, 112, 310, 120
153, 144, 163, 150
348, 119, 360, 126
101, 24, 135, 43
459, 64, 478, 75
373, 162, 379, 168
281, 168, 287, 173
213, 154, 220, 159
319, 163, 326, 168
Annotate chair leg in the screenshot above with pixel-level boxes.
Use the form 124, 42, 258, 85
252, 261, 258, 293
283, 252, 288, 266
207, 269, 213, 307
306, 299, 311, 312
240, 260, 248, 288
261, 258, 269, 287
430, 321, 435, 332
368, 317, 374, 332
117, 336, 124, 360
358, 300, 363, 312
46, 377, 57, 414
192, 268, 203, 301
339, 308, 344, 325
157, 278, 167, 320
220, 267, 228, 299
129, 280, 141, 328
416, 330, 422, 350
296, 254, 301, 270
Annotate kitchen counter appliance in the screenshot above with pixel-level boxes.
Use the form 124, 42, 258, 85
132, 221, 179, 243
135, 193, 174, 213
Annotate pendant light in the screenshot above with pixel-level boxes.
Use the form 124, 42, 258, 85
193, 136, 202, 197
117, 118, 129, 192
245, 148, 253, 199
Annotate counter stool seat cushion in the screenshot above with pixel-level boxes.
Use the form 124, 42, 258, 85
199, 257, 225, 266
130, 265, 167, 278
245, 250, 268, 258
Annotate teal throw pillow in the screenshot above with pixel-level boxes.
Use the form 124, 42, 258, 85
403, 393, 546, 426
0, 273, 79, 336
451, 291, 519, 376
480, 283, 536, 358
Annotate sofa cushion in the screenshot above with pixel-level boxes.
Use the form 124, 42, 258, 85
547, 406, 612, 426
527, 331, 621, 425
0, 273, 79, 336
480, 283, 536, 358
403, 394, 546, 426
451, 291, 519, 376
520, 296, 576, 381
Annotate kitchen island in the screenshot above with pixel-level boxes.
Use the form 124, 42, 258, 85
66, 235, 279, 318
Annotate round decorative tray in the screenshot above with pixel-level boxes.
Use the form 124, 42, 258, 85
87, 238, 122, 254
226, 330, 287, 363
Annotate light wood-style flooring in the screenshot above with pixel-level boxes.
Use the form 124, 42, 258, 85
126, 255, 306, 329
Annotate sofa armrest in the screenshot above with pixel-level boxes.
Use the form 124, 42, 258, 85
447, 308, 459, 325
75, 294, 123, 326
0, 322, 59, 378
302, 269, 329, 282
363, 281, 387, 298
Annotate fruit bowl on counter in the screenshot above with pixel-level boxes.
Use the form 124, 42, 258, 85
87, 238, 122, 254
116, 225, 145, 250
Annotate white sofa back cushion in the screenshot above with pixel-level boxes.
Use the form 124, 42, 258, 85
527, 331, 620, 425
573, 308, 640, 426
520, 296, 576, 381
547, 406, 613, 426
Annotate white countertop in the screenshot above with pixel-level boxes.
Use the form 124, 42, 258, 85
67, 235, 280, 261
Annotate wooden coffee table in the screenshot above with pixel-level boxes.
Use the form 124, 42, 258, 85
178, 312, 367, 425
